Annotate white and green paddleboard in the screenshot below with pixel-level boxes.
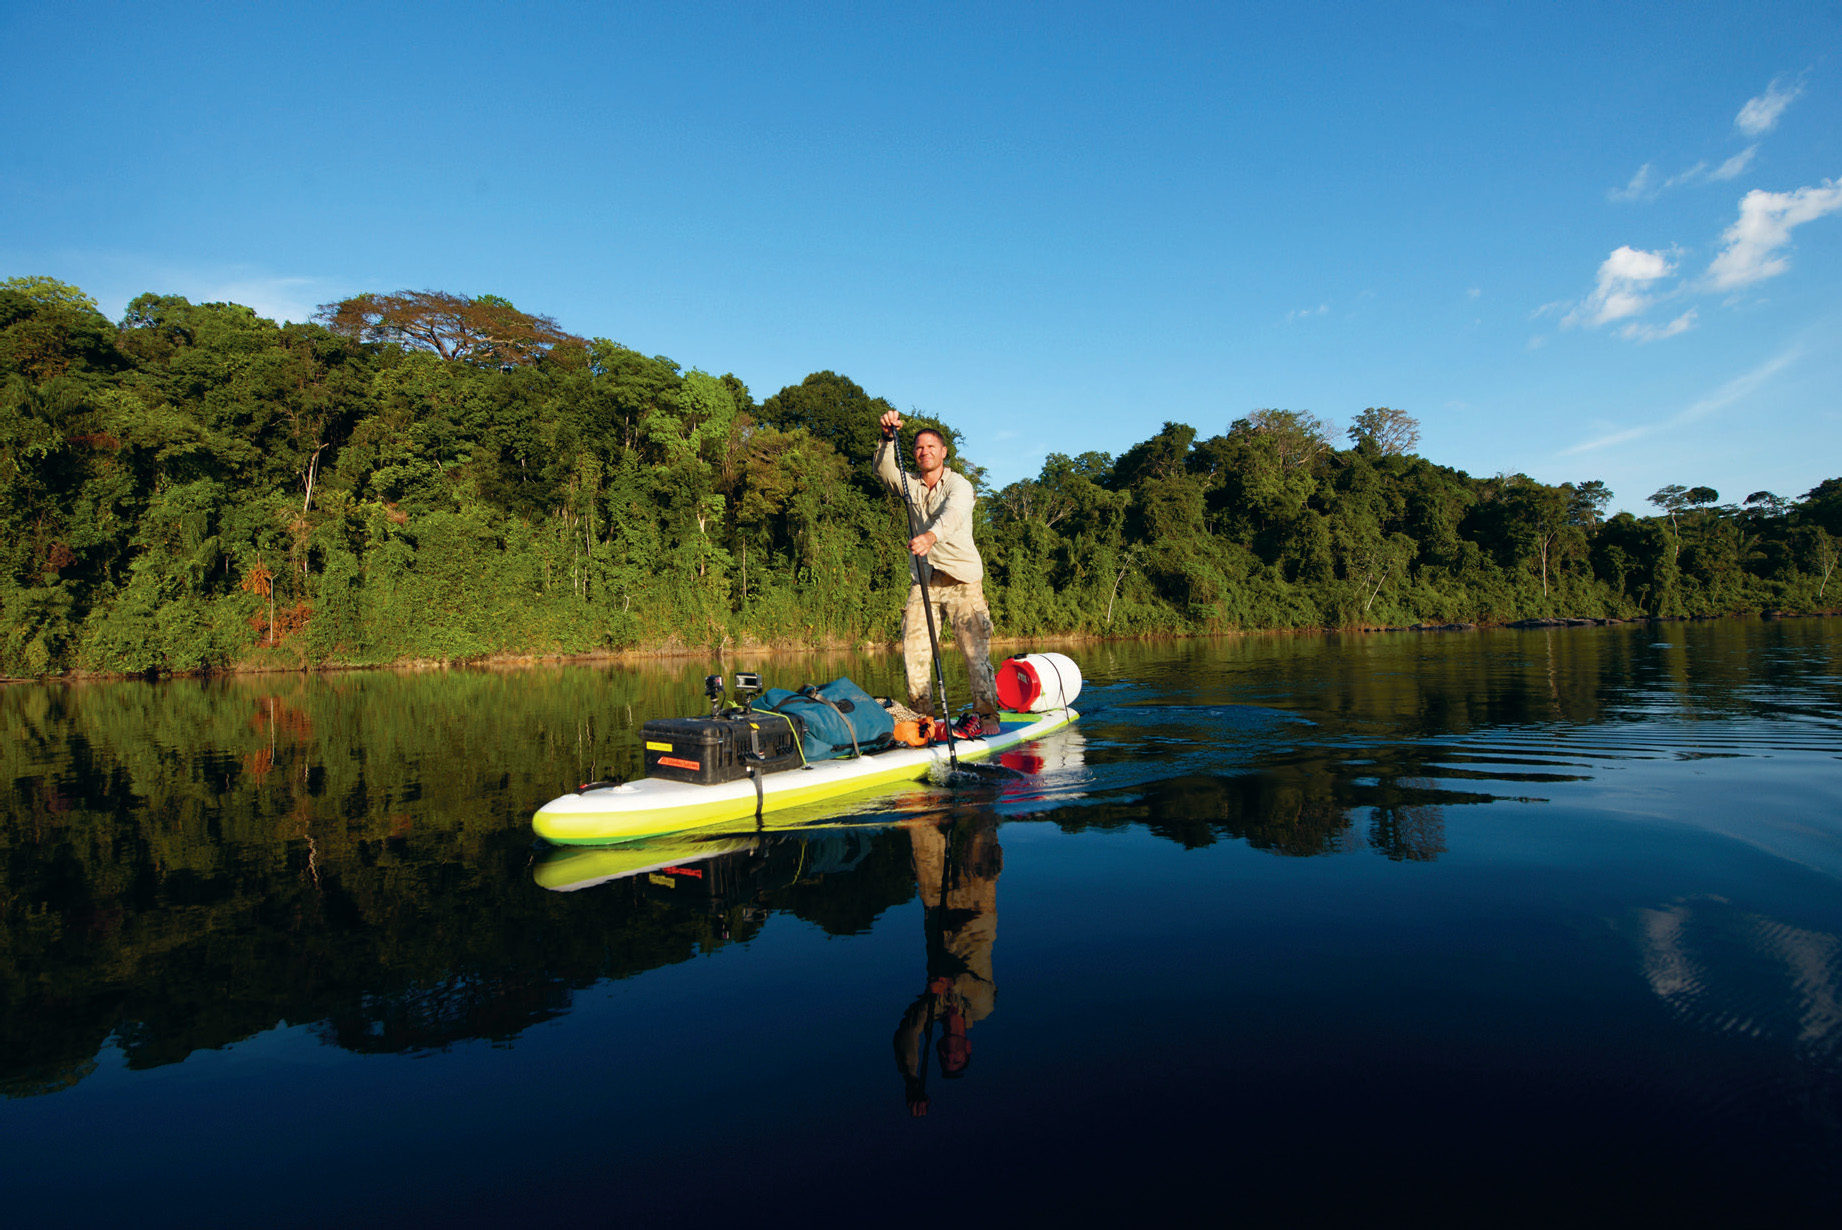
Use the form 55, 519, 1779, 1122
531, 706, 1079, 846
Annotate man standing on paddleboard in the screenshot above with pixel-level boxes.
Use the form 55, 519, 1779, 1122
876, 409, 1001, 735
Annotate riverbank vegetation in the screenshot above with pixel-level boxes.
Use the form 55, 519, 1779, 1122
4, 275, 1838, 677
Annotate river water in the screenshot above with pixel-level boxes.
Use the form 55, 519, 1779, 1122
3, 618, 1840, 1223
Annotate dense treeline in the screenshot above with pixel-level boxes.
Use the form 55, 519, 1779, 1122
3, 276, 1838, 677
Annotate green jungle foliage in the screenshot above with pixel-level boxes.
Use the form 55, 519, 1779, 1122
3, 276, 1838, 677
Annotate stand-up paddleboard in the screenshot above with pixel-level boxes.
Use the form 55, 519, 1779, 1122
532, 706, 1079, 846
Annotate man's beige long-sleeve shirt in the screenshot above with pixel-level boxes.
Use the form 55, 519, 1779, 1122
874, 437, 984, 585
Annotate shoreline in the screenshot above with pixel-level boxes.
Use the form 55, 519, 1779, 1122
5, 609, 1837, 686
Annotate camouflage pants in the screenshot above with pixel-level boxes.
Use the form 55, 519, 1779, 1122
902, 579, 999, 718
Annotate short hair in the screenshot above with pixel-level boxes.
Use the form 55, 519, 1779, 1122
913, 427, 948, 452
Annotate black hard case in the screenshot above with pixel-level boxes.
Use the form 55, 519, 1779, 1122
641, 713, 804, 785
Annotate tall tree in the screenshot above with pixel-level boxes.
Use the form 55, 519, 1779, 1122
1234, 408, 1334, 471
315, 291, 584, 367
1567, 480, 1613, 529
1347, 406, 1421, 456
1111, 421, 1196, 489
757, 371, 960, 473
1800, 478, 1842, 534
1649, 484, 1719, 561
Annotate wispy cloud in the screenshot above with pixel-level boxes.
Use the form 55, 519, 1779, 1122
1619, 309, 1698, 343
1736, 76, 1802, 138
1613, 148, 1757, 201
1561, 346, 1802, 455
1563, 424, 1648, 454
1563, 246, 1677, 329
1706, 179, 1842, 289
1284, 303, 1329, 322
1609, 164, 1655, 203
1680, 347, 1802, 421
1610, 74, 1799, 204
1710, 146, 1757, 181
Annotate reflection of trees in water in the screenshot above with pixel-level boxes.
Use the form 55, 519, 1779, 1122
0, 816, 918, 1094
1, 666, 930, 1096
319, 971, 576, 1054
1636, 898, 1842, 1068
1368, 777, 1448, 861
1043, 762, 1468, 860
13, 619, 1833, 1096
1108, 617, 1842, 740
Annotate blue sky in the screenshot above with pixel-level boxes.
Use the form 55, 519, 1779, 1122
4, 1, 1838, 512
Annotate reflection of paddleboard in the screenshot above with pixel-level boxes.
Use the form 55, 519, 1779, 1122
533, 835, 759, 891
532, 707, 1079, 846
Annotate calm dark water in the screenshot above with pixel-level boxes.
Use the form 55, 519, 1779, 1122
4, 619, 1840, 1225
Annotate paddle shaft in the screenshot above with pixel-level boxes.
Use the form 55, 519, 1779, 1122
892, 429, 960, 772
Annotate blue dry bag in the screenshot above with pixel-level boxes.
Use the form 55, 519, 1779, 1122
762, 678, 895, 761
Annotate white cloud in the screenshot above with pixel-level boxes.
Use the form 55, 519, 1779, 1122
1285, 303, 1329, 322
1615, 151, 1757, 202
1710, 146, 1757, 181
1548, 176, 1842, 343
1563, 424, 1648, 453
1706, 179, 1842, 289
1680, 346, 1802, 421
1609, 164, 1654, 203
1662, 162, 1709, 192
1467, 286, 1481, 299
1560, 346, 1801, 455
1618, 309, 1697, 343
1563, 245, 1676, 329
1609, 74, 1801, 204
1735, 77, 1802, 138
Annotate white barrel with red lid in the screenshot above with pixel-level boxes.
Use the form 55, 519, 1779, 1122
995, 652, 1083, 712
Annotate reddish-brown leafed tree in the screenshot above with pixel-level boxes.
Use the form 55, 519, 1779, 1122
314, 290, 584, 366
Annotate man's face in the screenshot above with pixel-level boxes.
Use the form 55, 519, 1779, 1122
913, 432, 947, 475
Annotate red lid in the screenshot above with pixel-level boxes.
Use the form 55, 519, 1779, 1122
995, 658, 1041, 711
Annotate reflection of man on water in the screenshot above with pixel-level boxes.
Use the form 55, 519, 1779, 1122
894, 816, 1001, 1116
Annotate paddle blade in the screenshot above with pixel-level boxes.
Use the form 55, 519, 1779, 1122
926, 761, 1019, 788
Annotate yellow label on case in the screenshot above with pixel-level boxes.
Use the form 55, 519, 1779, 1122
646, 741, 673, 751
